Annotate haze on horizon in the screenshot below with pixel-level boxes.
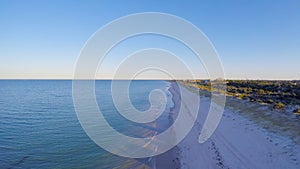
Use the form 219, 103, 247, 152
0, 0, 299, 80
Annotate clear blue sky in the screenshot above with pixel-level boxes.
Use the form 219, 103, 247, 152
0, 0, 299, 79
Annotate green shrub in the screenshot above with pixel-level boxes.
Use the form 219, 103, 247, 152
274, 102, 285, 109
267, 99, 274, 104
294, 108, 300, 114
258, 89, 265, 95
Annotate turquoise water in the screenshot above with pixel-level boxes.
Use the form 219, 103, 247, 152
0, 80, 174, 168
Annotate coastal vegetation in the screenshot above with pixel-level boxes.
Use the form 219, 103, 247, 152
180, 80, 300, 115
179, 79, 300, 143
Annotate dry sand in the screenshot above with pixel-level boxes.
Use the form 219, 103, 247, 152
170, 82, 300, 169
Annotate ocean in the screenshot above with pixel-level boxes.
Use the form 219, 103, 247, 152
0, 80, 174, 168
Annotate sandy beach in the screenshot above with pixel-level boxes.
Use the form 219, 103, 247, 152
155, 81, 300, 169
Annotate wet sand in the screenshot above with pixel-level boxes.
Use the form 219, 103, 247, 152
155, 82, 182, 169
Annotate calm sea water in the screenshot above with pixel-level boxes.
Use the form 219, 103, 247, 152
0, 80, 174, 169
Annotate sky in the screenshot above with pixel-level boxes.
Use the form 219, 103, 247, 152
0, 0, 299, 80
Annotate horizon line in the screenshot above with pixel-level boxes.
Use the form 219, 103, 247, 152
0, 78, 299, 81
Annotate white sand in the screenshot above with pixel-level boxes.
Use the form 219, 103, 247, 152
174, 83, 300, 169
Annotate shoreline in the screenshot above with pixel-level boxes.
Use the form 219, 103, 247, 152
155, 81, 182, 169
